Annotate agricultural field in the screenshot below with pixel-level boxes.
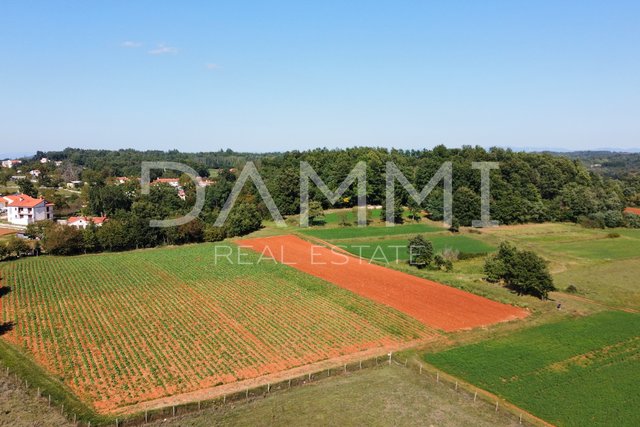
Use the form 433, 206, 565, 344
0, 243, 435, 413
298, 222, 442, 240
238, 235, 528, 332
475, 223, 640, 309
425, 311, 640, 427
335, 235, 494, 262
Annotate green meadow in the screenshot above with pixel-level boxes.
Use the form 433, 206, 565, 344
425, 311, 640, 427
298, 222, 442, 240
336, 235, 494, 262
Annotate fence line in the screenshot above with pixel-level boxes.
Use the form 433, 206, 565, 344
2, 352, 553, 427
395, 355, 554, 427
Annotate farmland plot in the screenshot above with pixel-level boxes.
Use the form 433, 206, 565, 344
0, 243, 434, 412
425, 311, 640, 427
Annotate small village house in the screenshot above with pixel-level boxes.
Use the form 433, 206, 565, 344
1, 159, 22, 168
66, 216, 107, 229
2, 194, 54, 226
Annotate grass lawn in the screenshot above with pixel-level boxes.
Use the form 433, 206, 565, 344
425, 311, 640, 427
336, 235, 494, 262
471, 223, 640, 309
298, 223, 443, 240
157, 365, 525, 427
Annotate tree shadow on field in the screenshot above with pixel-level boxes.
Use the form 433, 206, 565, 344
0, 286, 13, 335
0, 321, 14, 335
0, 286, 11, 297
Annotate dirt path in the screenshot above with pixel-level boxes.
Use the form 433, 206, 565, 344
554, 292, 638, 314
112, 336, 439, 415
238, 235, 529, 332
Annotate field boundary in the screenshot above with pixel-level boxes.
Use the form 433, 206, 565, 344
398, 355, 555, 427
0, 330, 555, 427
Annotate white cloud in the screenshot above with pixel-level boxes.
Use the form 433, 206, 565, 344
121, 41, 143, 48
205, 63, 221, 70
148, 44, 178, 55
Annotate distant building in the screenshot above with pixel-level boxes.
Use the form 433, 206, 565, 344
39, 157, 49, 164
66, 180, 84, 189
153, 177, 181, 187
1, 159, 22, 168
29, 169, 41, 178
196, 177, 214, 187
114, 176, 130, 185
2, 194, 54, 226
624, 207, 640, 216
67, 216, 107, 229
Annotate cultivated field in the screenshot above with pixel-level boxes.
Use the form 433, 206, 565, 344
425, 311, 640, 427
238, 235, 528, 331
0, 243, 435, 412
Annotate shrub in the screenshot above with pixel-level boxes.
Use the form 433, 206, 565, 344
624, 212, 640, 228
440, 247, 460, 262
565, 284, 578, 294
606, 232, 621, 239
407, 235, 433, 268
204, 225, 227, 242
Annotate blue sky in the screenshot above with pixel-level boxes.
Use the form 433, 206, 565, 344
1, 1, 639, 154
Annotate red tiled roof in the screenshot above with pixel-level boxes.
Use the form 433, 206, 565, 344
68, 216, 107, 225
2, 194, 47, 208
624, 207, 640, 216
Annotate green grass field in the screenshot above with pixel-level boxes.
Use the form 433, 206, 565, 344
336, 235, 494, 262
425, 311, 640, 427
321, 208, 382, 225
158, 365, 525, 427
298, 223, 442, 240
475, 224, 640, 309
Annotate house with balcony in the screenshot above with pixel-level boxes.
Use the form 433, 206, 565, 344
2, 194, 54, 226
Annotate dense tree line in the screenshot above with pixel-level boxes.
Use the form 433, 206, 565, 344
260, 146, 632, 227
33, 148, 271, 178
4, 145, 638, 260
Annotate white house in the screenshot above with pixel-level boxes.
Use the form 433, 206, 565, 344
2, 194, 54, 226
1, 159, 22, 168
66, 216, 107, 229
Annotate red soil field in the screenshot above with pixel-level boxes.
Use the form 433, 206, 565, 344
0, 227, 17, 236
238, 235, 529, 332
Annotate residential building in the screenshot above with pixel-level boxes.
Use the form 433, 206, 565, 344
2, 194, 54, 226
67, 216, 107, 229
1, 159, 22, 168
